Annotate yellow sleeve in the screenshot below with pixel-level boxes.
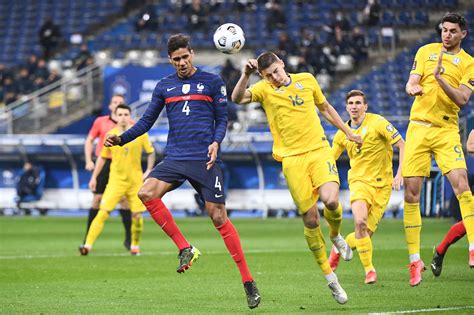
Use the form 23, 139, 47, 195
460, 60, 474, 91
376, 117, 402, 145
410, 46, 426, 76
331, 131, 345, 160
141, 133, 155, 154
100, 145, 111, 158
309, 74, 327, 105
248, 80, 265, 103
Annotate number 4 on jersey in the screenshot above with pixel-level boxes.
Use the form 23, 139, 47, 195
182, 101, 190, 116
215, 176, 222, 191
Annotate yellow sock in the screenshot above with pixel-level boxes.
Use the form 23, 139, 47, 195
304, 226, 332, 275
403, 202, 422, 256
345, 232, 356, 250
458, 191, 474, 244
355, 236, 374, 273
324, 203, 342, 238
85, 210, 110, 246
131, 216, 144, 247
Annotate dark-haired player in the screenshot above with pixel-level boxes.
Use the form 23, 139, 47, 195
403, 12, 474, 286
105, 34, 260, 309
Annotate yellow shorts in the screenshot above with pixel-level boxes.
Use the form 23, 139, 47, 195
349, 181, 392, 233
100, 177, 145, 213
282, 146, 340, 214
402, 122, 466, 177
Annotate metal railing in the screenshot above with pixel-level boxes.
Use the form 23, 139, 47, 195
0, 63, 103, 134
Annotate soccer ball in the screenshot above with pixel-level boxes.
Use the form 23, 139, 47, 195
213, 23, 245, 54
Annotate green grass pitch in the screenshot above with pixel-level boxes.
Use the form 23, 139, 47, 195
0, 216, 472, 314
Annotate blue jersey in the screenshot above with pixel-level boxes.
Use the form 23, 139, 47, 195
120, 68, 228, 160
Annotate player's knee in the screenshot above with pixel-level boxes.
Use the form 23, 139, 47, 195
355, 218, 368, 232
404, 190, 420, 203
303, 216, 320, 229
207, 204, 227, 226
132, 212, 141, 219
452, 181, 470, 196
324, 199, 339, 211
92, 195, 102, 208
137, 188, 154, 202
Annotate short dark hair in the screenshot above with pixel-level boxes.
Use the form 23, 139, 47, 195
256, 52, 280, 72
115, 103, 131, 113
346, 90, 367, 104
168, 34, 192, 55
441, 12, 467, 31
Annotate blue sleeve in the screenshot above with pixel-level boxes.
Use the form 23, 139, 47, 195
120, 84, 165, 145
212, 76, 228, 144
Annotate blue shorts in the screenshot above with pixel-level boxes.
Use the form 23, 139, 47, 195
148, 160, 226, 204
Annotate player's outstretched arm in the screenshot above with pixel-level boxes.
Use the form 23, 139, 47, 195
405, 74, 423, 96
467, 130, 474, 153
392, 138, 405, 191
317, 100, 362, 147
434, 51, 472, 106
232, 59, 258, 105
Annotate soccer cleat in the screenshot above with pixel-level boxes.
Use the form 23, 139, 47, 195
331, 235, 353, 261
469, 250, 474, 268
243, 280, 261, 309
328, 245, 341, 271
328, 279, 348, 304
430, 247, 444, 277
79, 244, 90, 256
177, 245, 200, 273
408, 260, 425, 287
364, 270, 377, 284
130, 246, 141, 256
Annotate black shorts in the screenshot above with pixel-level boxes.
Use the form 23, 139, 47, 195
94, 158, 111, 194
148, 160, 225, 204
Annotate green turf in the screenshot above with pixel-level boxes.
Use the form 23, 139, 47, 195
0, 216, 472, 314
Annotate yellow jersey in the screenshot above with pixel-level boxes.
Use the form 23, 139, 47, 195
101, 127, 154, 182
332, 113, 402, 187
249, 72, 329, 161
409, 43, 474, 129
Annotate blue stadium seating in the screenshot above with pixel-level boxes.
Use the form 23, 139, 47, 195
0, 0, 124, 66
76, 0, 435, 54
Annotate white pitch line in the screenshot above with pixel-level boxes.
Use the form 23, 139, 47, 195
0, 248, 303, 260
369, 306, 474, 315
0, 244, 453, 260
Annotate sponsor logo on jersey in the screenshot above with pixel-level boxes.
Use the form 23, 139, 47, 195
428, 53, 438, 61
167, 87, 176, 92
386, 124, 394, 133
182, 84, 190, 94
452, 56, 461, 65
220, 85, 227, 96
